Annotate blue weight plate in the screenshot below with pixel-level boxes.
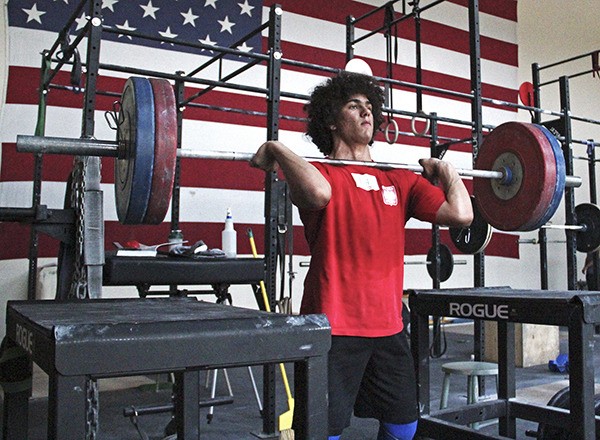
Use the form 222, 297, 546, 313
115, 77, 155, 224
143, 78, 177, 225
527, 124, 566, 229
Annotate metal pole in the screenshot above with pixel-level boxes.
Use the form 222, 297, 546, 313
261, 5, 283, 437
560, 77, 577, 291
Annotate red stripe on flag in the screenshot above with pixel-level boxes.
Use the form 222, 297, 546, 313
267, 0, 517, 25
264, 0, 517, 66
278, 41, 517, 103
1, 143, 74, 182
0, 221, 518, 260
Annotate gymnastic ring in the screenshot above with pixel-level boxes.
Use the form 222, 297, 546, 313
411, 112, 431, 137
384, 118, 399, 144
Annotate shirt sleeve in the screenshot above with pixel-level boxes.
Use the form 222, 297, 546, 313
407, 174, 446, 223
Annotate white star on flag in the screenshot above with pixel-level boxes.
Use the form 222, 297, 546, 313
102, 0, 119, 12
159, 26, 178, 40
181, 8, 199, 27
238, 0, 254, 17
115, 20, 136, 39
75, 12, 87, 30
237, 42, 253, 52
23, 4, 46, 24
199, 34, 217, 52
140, 1, 159, 19
218, 16, 235, 34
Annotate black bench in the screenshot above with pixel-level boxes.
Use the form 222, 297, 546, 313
4, 297, 330, 439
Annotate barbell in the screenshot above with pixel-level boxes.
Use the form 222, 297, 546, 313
16, 77, 584, 233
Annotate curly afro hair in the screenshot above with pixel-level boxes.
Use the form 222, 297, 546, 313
304, 72, 385, 155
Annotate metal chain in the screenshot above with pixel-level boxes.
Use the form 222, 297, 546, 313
69, 158, 100, 438
86, 378, 99, 440
69, 158, 89, 300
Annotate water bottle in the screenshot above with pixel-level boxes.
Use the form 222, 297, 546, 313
168, 229, 183, 252
221, 208, 237, 258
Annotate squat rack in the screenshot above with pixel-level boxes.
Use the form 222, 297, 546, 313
530, 50, 600, 291
4, 2, 289, 437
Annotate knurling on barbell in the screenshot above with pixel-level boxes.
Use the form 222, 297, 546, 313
15, 77, 584, 230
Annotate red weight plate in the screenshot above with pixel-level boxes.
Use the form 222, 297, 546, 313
143, 78, 178, 224
473, 122, 556, 231
519, 82, 534, 107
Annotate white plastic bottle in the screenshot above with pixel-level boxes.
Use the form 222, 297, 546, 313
221, 207, 237, 258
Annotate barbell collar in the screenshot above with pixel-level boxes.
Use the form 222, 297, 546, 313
16, 134, 583, 188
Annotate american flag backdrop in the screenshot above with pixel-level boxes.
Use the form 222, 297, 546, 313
0, 0, 520, 267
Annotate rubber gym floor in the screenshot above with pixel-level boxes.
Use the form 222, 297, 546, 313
3, 321, 599, 439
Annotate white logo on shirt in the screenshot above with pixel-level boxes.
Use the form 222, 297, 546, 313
381, 185, 398, 206
351, 173, 380, 191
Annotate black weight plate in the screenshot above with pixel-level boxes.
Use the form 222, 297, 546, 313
426, 244, 454, 282
536, 387, 600, 440
115, 77, 155, 224
576, 203, 600, 253
449, 196, 493, 254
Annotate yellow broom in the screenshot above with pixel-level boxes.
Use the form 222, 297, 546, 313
247, 229, 295, 439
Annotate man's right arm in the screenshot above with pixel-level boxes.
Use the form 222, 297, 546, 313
250, 140, 331, 210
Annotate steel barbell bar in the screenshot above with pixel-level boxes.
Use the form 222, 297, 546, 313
15, 134, 584, 188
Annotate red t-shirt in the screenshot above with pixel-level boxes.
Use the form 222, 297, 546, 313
299, 162, 446, 337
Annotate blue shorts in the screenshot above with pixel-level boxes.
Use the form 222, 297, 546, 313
327, 330, 419, 436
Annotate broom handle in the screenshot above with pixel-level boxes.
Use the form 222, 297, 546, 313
247, 229, 294, 402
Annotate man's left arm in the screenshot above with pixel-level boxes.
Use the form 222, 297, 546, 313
419, 158, 473, 227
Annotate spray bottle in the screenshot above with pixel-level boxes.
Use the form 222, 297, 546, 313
221, 208, 237, 258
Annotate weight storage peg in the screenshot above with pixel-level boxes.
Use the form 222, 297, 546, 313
15, 77, 583, 227
542, 203, 600, 253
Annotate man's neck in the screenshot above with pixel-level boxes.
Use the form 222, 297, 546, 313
329, 143, 372, 162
